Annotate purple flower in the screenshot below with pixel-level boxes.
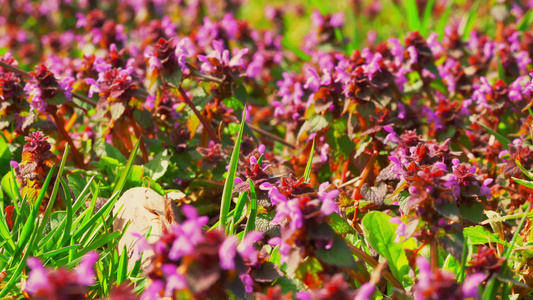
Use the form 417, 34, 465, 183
75, 251, 98, 285
269, 237, 292, 264
271, 199, 303, 230
330, 12, 345, 28
462, 273, 486, 298
303, 67, 321, 92
168, 205, 208, 260
388, 38, 404, 64
25, 257, 52, 294
317, 182, 340, 216
240, 273, 254, 293
389, 217, 407, 243
407, 45, 418, 65
354, 282, 375, 300
237, 230, 263, 264
131, 232, 153, 262
363, 52, 382, 81
219, 236, 238, 270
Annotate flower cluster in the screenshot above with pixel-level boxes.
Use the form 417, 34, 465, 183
134, 205, 266, 299
12, 131, 56, 204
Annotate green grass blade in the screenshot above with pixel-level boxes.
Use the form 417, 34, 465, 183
41, 244, 81, 259
476, 121, 510, 150
112, 137, 141, 196
72, 175, 95, 213
405, 0, 421, 32
0, 222, 40, 298
33, 144, 70, 250
243, 179, 257, 238
230, 191, 249, 235
457, 237, 469, 282
59, 177, 73, 247
483, 202, 531, 299
436, 0, 454, 39
461, 1, 479, 40
12, 165, 56, 263
518, 9, 533, 31
73, 191, 119, 240
219, 106, 247, 230
304, 138, 315, 183
117, 246, 128, 285
281, 38, 311, 62
420, 0, 436, 36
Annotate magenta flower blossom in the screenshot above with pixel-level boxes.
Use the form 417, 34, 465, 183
198, 40, 249, 74
389, 217, 407, 243
414, 256, 485, 299
219, 235, 239, 270
317, 182, 340, 216
25, 251, 99, 298
168, 204, 209, 260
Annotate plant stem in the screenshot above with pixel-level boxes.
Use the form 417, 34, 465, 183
352, 150, 378, 200
49, 109, 86, 168
178, 86, 220, 144
348, 244, 405, 292
430, 238, 439, 270
246, 123, 297, 149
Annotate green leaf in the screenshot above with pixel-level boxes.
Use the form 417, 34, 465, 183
112, 138, 141, 196
133, 109, 154, 132
244, 179, 257, 237
463, 226, 506, 245
518, 9, 533, 31
46, 92, 67, 106
516, 160, 533, 180
281, 38, 311, 62
420, 0, 436, 36
315, 236, 358, 270
144, 149, 170, 181
513, 177, 533, 189
328, 213, 357, 235
163, 69, 183, 88
219, 107, 247, 229
362, 211, 411, 286
436, 0, 454, 38
1, 171, 16, 201
476, 121, 510, 150
0, 135, 11, 178
461, 1, 480, 40
304, 138, 315, 183
110, 102, 126, 121
229, 191, 249, 235
405, 0, 421, 31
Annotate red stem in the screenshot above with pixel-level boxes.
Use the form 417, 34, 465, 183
49, 109, 86, 168
178, 86, 220, 144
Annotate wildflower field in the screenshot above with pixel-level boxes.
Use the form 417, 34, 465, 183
2, 0, 533, 299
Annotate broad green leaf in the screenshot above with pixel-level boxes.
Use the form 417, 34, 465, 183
362, 211, 411, 286
328, 213, 357, 235
315, 236, 358, 270
463, 226, 506, 245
